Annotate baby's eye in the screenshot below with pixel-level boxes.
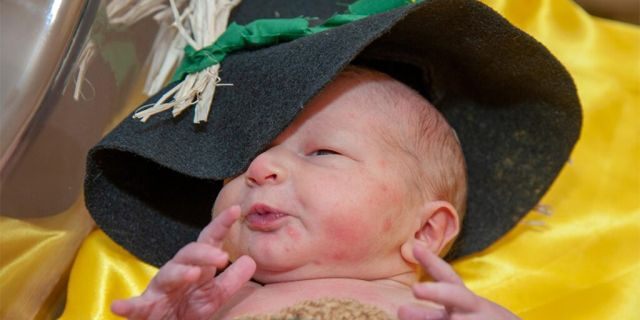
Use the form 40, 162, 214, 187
310, 149, 340, 156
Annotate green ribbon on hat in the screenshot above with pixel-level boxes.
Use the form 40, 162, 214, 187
171, 0, 422, 82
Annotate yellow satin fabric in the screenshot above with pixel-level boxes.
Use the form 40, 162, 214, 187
0, 197, 94, 319
59, 230, 158, 318
56, 0, 639, 319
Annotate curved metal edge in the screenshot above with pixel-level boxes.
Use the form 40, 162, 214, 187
0, 0, 101, 178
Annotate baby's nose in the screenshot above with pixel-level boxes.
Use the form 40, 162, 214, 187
245, 149, 287, 186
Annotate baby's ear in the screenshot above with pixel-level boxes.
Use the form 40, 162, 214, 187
400, 201, 460, 263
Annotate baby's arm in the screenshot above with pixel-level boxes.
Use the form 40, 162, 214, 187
111, 206, 256, 320
398, 245, 520, 320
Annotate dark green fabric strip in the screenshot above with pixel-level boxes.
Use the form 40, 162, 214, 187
172, 0, 421, 81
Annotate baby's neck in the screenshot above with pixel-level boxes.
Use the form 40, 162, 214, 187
261, 272, 416, 290
217, 272, 432, 319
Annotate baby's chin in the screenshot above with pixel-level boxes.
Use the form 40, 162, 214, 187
251, 267, 347, 284
238, 256, 316, 284
241, 258, 400, 285
223, 241, 413, 283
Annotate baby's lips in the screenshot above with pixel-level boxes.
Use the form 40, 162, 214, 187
244, 203, 291, 231
250, 203, 286, 215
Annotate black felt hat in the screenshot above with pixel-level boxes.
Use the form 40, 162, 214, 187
85, 0, 581, 267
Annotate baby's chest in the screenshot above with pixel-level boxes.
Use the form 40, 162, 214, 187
215, 282, 430, 320
230, 297, 395, 320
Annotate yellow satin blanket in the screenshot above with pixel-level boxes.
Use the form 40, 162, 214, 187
1, 0, 637, 319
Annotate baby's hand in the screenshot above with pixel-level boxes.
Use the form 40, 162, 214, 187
398, 245, 520, 320
111, 205, 256, 320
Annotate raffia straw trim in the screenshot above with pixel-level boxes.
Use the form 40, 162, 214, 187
143, 7, 188, 95
70, 0, 193, 103
133, 0, 241, 123
70, 39, 96, 101
106, 0, 189, 97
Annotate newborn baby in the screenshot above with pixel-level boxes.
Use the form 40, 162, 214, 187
111, 67, 518, 320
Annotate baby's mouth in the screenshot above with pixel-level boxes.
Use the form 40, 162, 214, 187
244, 203, 290, 231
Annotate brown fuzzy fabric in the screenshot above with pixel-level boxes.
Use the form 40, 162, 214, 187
233, 298, 393, 320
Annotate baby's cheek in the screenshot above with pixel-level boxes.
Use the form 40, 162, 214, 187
321, 215, 370, 261
285, 225, 301, 241
212, 178, 243, 213
326, 217, 365, 241
382, 217, 394, 232
222, 224, 244, 259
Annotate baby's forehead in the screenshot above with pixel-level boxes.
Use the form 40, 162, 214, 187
330, 68, 429, 119
284, 66, 435, 156
313, 76, 424, 134
326, 75, 432, 163
340, 70, 431, 130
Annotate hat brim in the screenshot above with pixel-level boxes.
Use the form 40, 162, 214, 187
86, 0, 581, 267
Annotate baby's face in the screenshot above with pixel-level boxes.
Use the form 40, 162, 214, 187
213, 75, 421, 283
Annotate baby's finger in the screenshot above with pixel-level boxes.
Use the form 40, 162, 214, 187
413, 282, 478, 312
150, 262, 201, 293
173, 242, 229, 267
398, 303, 447, 320
111, 297, 151, 319
213, 255, 257, 300
198, 205, 241, 246
413, 245, 464, 285
110, 299, 134, 317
